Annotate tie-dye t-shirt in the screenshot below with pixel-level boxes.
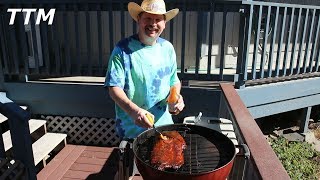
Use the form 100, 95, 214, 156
104, 34, 180, 139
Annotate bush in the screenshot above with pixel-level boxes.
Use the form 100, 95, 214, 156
270, 137, 320, 180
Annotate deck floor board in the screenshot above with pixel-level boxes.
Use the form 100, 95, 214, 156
69, 163, 104, 173
37, 145, 76, 180
37, 145, 120, 180
75, 157, 107, 166
47, 145, 86, 180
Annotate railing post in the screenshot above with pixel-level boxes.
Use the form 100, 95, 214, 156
300, 106, 312, 133
0, 125, 5, 158
235, 5, 248, 89
0, 13, 6, 91
0, 92, 36, 180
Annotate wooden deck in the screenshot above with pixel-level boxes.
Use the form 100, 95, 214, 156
37, 144, 143, 180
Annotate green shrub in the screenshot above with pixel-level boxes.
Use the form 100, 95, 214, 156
270, 137, 320, 180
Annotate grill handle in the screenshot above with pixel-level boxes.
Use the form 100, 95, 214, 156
235, 144, 250, 159
235, 144, 250, 180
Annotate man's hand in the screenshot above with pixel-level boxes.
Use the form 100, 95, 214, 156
130, 108, 154, 128
169, 95, 185, 115
109, 86, 154, 129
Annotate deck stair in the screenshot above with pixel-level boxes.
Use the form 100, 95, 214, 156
0, 106, 67, 168
2, 119, 47, 151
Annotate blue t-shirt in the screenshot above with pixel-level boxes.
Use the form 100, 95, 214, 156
104, 35, 180, 139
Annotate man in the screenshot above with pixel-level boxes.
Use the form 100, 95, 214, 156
105, 0, 185, 139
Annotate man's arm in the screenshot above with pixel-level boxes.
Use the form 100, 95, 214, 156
108, 86, 153, 128
172, 82, 181, 94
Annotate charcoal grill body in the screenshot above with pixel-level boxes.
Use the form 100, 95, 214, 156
133, 124, 237, 180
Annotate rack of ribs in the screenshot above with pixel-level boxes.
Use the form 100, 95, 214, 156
150, 131, 186, 170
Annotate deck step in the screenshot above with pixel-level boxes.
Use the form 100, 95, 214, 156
0, 106, 28, 124
33, 133, 67, 166
2, 119, 47, 151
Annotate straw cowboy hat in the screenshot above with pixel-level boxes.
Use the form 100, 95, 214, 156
128, 0, 179, 22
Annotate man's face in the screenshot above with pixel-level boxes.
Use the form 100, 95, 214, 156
138, 12, 166, 42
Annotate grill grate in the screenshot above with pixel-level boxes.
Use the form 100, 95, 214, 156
136, 130, 235, 174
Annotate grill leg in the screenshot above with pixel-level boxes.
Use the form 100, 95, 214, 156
118, 140, 134, 180
118, 140, 129, 180
129, 162, 139, 180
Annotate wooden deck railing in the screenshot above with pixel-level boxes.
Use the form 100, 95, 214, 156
236, 1, 320, 88
219, 83, 290, 179
0, 0, 243, 83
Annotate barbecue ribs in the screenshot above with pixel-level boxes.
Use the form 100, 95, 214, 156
150, 131, 186, 170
